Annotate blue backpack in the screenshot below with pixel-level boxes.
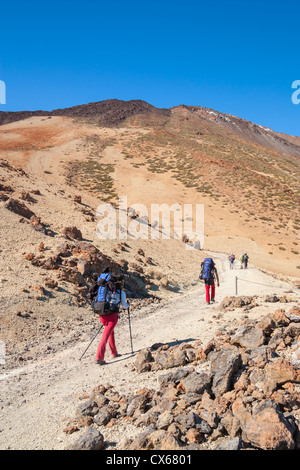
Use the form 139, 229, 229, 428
92, 272, 119, 315
200, 258, 214, 280
97, 272, 113, 302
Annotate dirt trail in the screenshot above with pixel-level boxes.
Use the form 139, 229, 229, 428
0, 253, 298, 450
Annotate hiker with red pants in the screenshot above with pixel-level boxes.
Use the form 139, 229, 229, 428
199, 257, 220, 305
94, 270, 129, 365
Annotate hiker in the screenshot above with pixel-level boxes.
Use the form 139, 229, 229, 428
243, 253, 249, 269
228, 253, 235, 269
239, 254, 244, 269
95, 270, 130, 365
199, 257, 220, 304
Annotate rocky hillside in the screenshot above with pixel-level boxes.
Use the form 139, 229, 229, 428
61, 301, 300, 450
0, 101, 299, 279
0, 99, 170, 127
0, 156, 204, 370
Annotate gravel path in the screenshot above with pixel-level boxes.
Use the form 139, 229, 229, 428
0, 253, 298, 450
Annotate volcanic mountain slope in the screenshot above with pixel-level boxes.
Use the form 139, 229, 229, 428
0, 98, 299, 282
1, 100, 300, 451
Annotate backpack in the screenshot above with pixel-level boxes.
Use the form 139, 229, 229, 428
199, 258, 215, 280
88, 280, 101, 303
91, 272, 121, 315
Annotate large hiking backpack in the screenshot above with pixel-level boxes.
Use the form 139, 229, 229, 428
199, 258, 215, 280
91, 272, 121, 315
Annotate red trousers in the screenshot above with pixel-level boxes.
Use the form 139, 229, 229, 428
95, 312, 118, 361
205, 283, 215, 302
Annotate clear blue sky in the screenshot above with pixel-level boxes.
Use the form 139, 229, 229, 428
0, 0, 299, 136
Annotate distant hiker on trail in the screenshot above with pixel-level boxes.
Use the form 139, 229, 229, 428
92, 268, 130, 365
199, 257, 220, 305
228, 253, 235, 269
239, 254, 244, 269
243, 253, 249, 269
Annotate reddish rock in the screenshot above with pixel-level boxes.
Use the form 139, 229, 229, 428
270, 309, 290, 327
20, 191, 36, 203
62, 226, 83, 240
44, 278, 58, 289
0, 192, 9, 201
264, 358, 300, 393
242, 402, 295, 450
58, 268, 84, 285
231, 324, 265, 349
286, 306, 300, 323
77, 258, 91, 276
0, 182, 13, 192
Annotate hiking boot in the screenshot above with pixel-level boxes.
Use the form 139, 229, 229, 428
211, 298, 215, 303
112, 353, 122, 358
95, 360, 106, 365
206, 301, 210, 305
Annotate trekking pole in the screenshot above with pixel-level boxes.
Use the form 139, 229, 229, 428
127, 307, 134, 355
79, 325, 103, 361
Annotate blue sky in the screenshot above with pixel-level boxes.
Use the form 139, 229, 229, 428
0, 0, 299, 136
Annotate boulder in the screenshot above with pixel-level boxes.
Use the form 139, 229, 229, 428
93, 405, 118, 426
220, 296, 257, 310
126, 394, 148, 418
286, 306, 300, 323
155, 348, 188, 370
231, 324, 265, 349
63, 226, 83, 240
210, 347, 242, 397
148, 429, 183, 450
76, 400, 99, 417
159, 277, 169, 288
66, 427, 104, 450
20, 191, 36, 203
5, 198, 35, 219
235, 399, 295, 450
215, 437, 243, 450
179, 371, 212, 404
158, 367, 195, 389
134, 349, 153, 373
264, 358, 300, 393
58, 268, 84, 285
270, 309, 290, 327
77, 258, 91, 276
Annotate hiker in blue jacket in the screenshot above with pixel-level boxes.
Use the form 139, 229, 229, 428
95, 269, 129, 365
200, 258, 220, 304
